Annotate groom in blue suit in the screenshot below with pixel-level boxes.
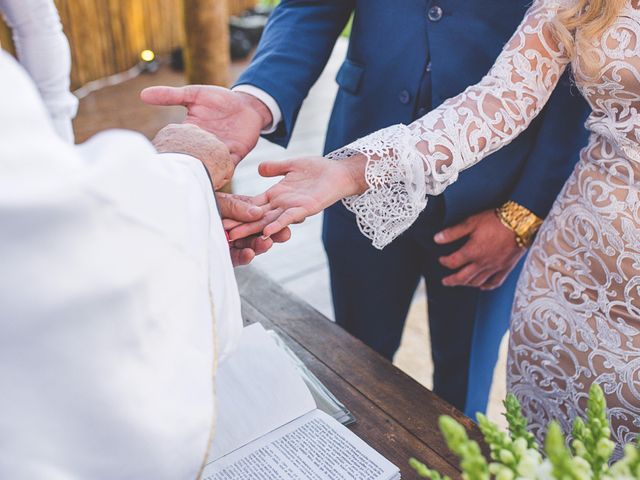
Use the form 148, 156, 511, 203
143, 0, 589, 416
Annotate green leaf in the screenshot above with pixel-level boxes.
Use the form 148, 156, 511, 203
571, 384, 614, 479
606, 439, 640, 479
409, 458, 451, 480
503, 393, 538, 450
545, 421, 594, 480
477, 413, 517, 470
439, 416, 490, 480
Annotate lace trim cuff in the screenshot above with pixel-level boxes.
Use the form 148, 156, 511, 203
327, 124, 429, 250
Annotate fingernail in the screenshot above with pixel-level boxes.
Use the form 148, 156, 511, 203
248, 206, 262, 216
260, 235, 270, 241
434, 233, 444, 243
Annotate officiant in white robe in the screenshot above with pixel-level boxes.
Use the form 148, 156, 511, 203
0, 49, 244, 479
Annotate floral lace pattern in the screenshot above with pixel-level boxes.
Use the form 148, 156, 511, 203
334, 1, 568, 248
334, 0, 640, 452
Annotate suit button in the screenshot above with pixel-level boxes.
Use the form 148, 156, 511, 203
399, 90, 411, 104
426, 61, 432, 73
428, 5, 443, 21
417, 107, 429, 117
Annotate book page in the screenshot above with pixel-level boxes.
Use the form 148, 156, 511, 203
210, 323, 316, 461
203, 410, 400, 480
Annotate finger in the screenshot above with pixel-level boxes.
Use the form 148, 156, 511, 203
233, 236, 274, 256
439, 247, 473, 270
468, 269, 496, 289
271, 227, 292, 244
259, 160, 293, 178
250, 192, 270, 206
216, 193, 264, 223
230, 247, 256, 267
228, 221, 268, 241
263, 207, 308, 238
480, 271, 509, 291
228, 208, 284, 241
251, 238, 274, 256
434, 220, 474, 245
442, 264, 482, 287
223, 218, 243, 230
140, 86, 200, 107
228, 193, 269, 207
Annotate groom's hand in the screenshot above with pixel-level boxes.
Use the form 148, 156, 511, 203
141, 86, 272, 164
434, 210, 525, 291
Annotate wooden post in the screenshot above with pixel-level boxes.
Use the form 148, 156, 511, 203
183, 0, 230, 86
0, 18, 14, 55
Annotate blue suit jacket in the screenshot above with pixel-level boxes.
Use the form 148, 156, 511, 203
236, 0, 590, 225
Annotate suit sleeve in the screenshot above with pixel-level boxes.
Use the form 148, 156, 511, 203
234, 0, 355, 147
507, 71, 590, 218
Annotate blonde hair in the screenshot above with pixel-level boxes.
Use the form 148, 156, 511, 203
553, 0, 625, 73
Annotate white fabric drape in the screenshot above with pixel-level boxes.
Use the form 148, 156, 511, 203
0, 51, 242, 479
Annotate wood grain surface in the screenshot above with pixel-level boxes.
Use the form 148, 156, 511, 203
237, 266, 486, 479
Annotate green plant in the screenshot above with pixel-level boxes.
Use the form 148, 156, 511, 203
260, 0, 280, 8
412, 384, 640, 480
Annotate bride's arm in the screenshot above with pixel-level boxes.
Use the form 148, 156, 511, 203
239, 0, 572, 248
333, 0, 570, 248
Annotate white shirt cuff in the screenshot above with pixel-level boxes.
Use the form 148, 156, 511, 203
232, 84, 283, 135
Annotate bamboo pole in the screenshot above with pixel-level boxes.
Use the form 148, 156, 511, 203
0, 18, 14, 55
1, 0, 254, 89
183, 0, 230, 86
228, 0, 259, 16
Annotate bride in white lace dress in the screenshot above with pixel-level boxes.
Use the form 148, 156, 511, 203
239, 0, 640, 450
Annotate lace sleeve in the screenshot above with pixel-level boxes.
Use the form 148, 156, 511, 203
330, 0, 571, 249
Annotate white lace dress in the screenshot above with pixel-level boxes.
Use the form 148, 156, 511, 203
333, 0, 640, 452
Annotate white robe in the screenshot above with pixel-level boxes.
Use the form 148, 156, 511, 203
0, 51, 243, 479
0, 0, 78, 142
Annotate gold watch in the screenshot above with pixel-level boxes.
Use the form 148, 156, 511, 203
496, 201, 543, 248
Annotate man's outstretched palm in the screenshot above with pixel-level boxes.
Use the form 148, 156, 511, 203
141, 85, 271, 164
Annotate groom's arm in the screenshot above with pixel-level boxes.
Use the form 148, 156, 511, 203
140, 1, 354, 161
507, 72, 590, 219
234, 0, 355, 147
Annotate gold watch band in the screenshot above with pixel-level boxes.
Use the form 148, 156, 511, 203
496, 201, 543, 248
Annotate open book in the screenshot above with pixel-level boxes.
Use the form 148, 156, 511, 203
203, 323, 400, 480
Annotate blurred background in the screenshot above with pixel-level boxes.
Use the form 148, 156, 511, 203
0, 0, 507, 425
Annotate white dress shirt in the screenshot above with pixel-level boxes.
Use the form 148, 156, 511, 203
0, 50, 242, 479
232, 84, 283, 134
0, 0, 78, 143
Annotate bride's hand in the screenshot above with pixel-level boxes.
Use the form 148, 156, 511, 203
227, 155, 368, 240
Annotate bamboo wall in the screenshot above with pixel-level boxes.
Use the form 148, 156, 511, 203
0, 0, 258, 89
228, 0, 258, 15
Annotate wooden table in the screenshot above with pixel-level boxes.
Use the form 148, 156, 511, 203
237, 267, 485, 479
